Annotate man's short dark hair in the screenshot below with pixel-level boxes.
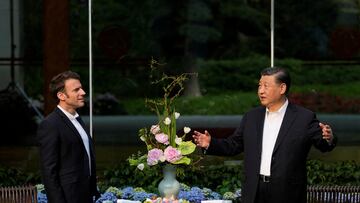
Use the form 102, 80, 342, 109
261, 67, 291, 95
49, 71, 81, 100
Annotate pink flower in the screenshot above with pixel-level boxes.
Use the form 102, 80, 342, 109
155, 133, 169, 145
150, 125, 161, 134
147, 148, 164, 166
164, 146, 182, 163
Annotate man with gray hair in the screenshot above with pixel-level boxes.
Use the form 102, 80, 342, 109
193, 67, 336, 203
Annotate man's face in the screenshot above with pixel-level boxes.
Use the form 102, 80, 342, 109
257, 74, 286, 110
58, 79, 86, 112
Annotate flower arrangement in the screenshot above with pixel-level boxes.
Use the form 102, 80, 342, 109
129, 59, 198, 170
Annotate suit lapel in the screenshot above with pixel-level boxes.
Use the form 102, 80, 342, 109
273, 103, 297, 154
55, 108, 85, 144
76, 116, 91, 137
256, 107, 266, 157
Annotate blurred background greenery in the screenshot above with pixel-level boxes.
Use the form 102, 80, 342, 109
20, 0, 360, 115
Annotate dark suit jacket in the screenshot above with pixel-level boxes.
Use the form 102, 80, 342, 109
206, 103, 336, 203
37, 107, 99, 203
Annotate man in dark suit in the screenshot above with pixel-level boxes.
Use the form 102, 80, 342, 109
193, 67, 336, 203
37, 71, 100, 203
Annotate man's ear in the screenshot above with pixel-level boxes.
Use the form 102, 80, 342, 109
57, 92, 65, 101
280, 83, 287, 95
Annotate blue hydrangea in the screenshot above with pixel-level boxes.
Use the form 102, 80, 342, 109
95, 192, 117, 203
35, 184, 243, 203
199, 187, 221, 200
121, 186, 135, 199
178, 187, 205, 203
37, 192, 48, 203
132, 191, 156, 201
209, 191, 222, 200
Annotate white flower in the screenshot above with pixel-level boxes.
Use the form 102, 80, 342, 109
140, 136, 146, 142
175, 136, 182, 145
159, 155, 166, 162
174, 112, 180, 119
137, 163, 144, 171
164, 117, 171, 125
184, 127, 191, 134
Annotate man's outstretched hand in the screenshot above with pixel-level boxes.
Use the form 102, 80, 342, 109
319, 122, 333, 143
193, 130, 211, 148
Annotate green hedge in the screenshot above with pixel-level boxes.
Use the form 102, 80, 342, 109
198, 55, 360, 94
22, 56, 360, 115
198, 55, 271, 93
24, 56, 360, 99
98, 159, 360, 194
1, 160, 359, 192
307, 160, 360, 185
0, 165, 41, 187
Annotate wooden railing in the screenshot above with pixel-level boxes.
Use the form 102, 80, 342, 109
0, 185, 37, 203
307, 185, 360, 203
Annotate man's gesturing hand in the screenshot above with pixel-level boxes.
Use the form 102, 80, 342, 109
192, 130, 211, 148
319, 122, 333, 143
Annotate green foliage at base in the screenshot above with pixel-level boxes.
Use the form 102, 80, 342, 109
1, 160, 359, 190
307, 160, 360, 185
98, 159, 360, 194
0, 165, 41, 187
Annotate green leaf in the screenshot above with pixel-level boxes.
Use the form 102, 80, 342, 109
173, 157, 191, 165
128, 155, 147, 166
178, 141, 196, 155
138, 128, 147, 138
128, 158, 139, 166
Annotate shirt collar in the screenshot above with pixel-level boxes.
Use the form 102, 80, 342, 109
57, 105, 79, 121
266, 98, 288, 115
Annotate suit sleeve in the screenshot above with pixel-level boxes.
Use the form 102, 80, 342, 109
308, 113, 337, 152
37, 119, 67, 203
206, 113, 246, 156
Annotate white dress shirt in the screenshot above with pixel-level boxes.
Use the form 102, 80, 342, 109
260, 99, 288, 176
57, 105, 91, 175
